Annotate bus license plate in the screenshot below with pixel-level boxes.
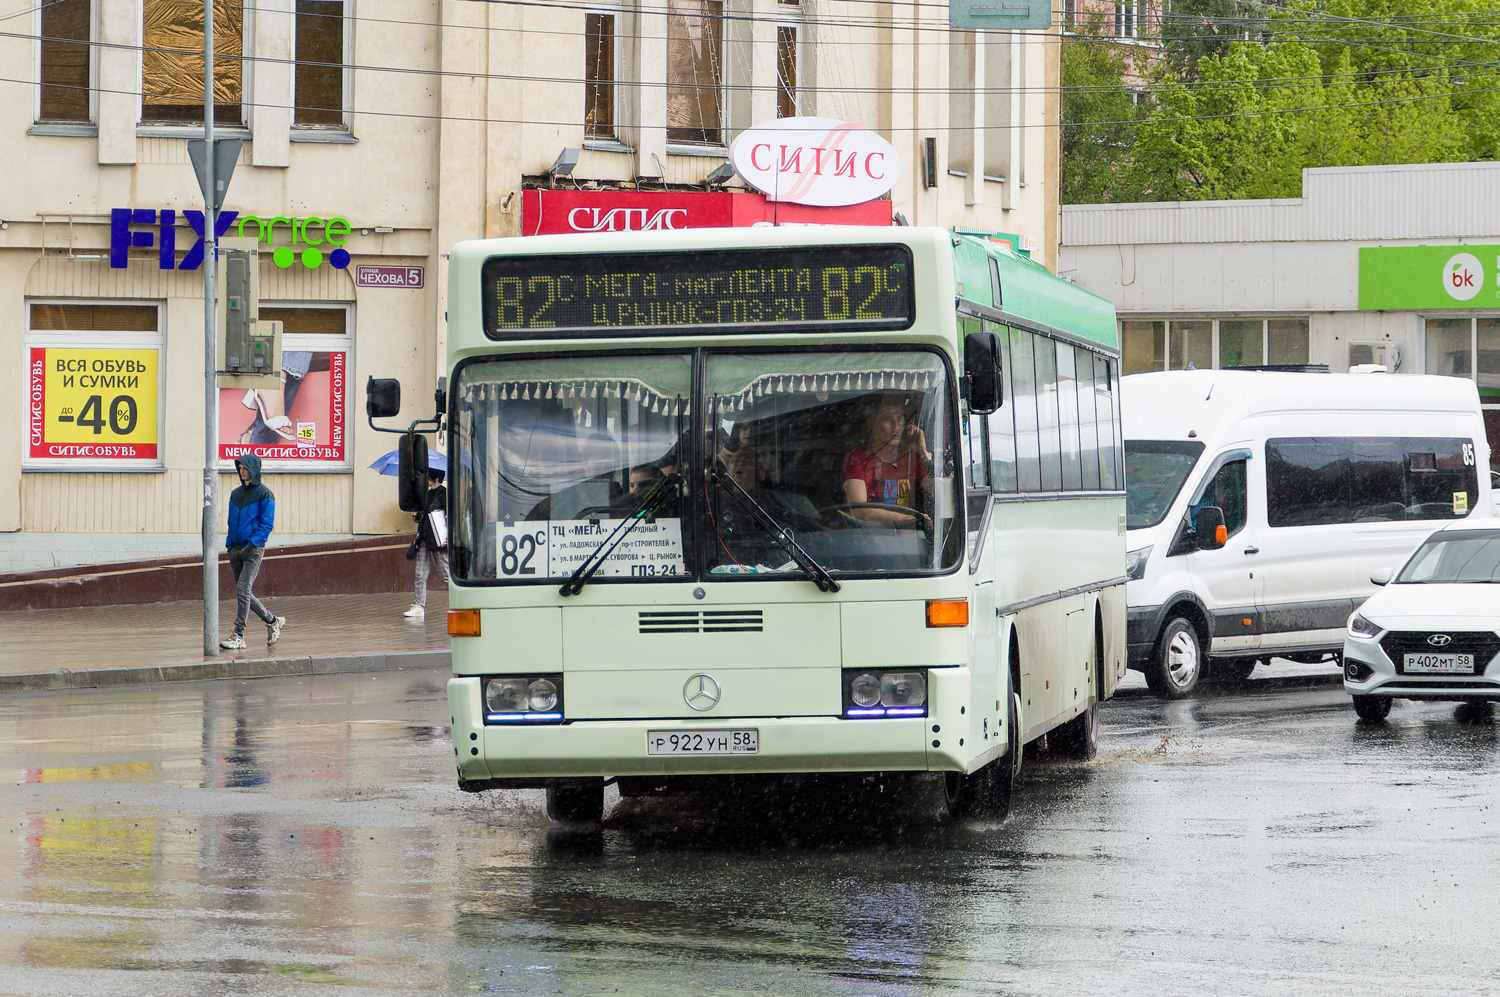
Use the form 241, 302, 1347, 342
1404, 653, 1474, 674
646, 730, 759, 755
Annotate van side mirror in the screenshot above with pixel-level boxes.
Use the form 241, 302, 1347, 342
964, 331, 1003, 414
1370, 567, 1393, 586
1195, 506, 1227, 550
398, 430, 428, 512
367, 377, 402, 419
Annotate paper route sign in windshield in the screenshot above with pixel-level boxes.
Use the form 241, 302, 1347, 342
493, 519, 685, 579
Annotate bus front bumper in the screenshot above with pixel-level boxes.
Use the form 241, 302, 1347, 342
448, 672, 972, 784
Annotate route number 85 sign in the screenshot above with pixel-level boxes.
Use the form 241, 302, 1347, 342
29, 348, 160, 460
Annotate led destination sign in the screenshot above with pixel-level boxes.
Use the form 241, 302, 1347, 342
482, 245, 913, 338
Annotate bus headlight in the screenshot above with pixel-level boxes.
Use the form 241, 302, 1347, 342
528, 678, 559, 711
843, 669, 927, 718
850, 673, 882, 707
484, 675, 564, 722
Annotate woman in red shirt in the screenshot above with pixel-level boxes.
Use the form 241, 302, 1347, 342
841, 395, 932, 528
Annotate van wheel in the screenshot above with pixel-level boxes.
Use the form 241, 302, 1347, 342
1352, 695, 1392, 723
546, 782, 605, 823
1147, 617, 1203, 699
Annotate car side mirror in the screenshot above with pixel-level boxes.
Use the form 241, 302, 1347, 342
1370, 567, 1393, 586
367, 377, 402, 419
1195, 506, 1227, 550
397, 430, 428, 512
964, 331, 1003, 414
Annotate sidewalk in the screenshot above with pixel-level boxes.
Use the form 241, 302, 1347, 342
0, 590, 451, 691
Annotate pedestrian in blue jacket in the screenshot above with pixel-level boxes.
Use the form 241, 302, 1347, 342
222, 453, 286, 650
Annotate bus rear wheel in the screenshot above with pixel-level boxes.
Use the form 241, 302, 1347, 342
546, 781, 605, 823
1146, 617, 1203, 699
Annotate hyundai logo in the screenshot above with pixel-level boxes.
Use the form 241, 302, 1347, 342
683, 673, 721, 711
1427, 634, 1453, 647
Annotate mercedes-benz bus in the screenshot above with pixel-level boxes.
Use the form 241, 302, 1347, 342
374, 226, 1126, 822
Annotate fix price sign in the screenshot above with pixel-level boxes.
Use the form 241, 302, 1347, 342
29, 347, 159, 460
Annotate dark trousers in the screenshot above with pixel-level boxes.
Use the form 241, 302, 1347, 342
229, 544, 275, 633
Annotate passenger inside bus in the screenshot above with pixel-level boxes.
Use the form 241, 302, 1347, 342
840, 394, 933, 528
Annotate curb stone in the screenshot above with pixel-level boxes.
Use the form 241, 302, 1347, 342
0, 649, 452, 693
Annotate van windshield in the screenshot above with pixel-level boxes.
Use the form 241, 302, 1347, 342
1125, 441, 1204, 529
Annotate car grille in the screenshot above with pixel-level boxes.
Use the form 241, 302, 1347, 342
1379, 630, 1500, 675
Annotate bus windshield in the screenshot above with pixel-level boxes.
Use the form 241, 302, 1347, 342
1124, 440, 1204, 529
450, 349, 960, 583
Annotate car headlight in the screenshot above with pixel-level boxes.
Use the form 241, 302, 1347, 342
843, 669, 927, 717
1125, 546, 1153, 581
485, 675, 564, 722
1347, 613, 1381, 640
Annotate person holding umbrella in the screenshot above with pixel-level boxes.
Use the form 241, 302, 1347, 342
405, 466, 450, 619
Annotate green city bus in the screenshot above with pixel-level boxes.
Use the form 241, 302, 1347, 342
386, 225, 1125, 822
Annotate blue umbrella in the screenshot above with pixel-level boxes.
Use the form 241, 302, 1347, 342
370, 448, 447, 476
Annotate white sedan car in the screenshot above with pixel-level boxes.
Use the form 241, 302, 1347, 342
1343, 518, 1500, 722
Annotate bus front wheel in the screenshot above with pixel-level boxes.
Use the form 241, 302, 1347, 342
944, 693, 1018, 820
1147, 617, 1203, 699
546, 782, 605, 823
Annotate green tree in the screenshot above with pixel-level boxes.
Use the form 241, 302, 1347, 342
1061, 21, 1148, 203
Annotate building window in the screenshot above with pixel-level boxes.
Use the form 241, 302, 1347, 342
585, 12, 617, 138
1114, 1, 1138, 38
26, 302, 164, 468
141, 0, 243, 124
294, 0, 345, 126
1425, 317, 1500, 474
217, 308, 351, 469
777, 26, 797, 119
948, 32, 974, 175
38, 0, 92, 122
667, 0, 723, 144
1121, 317, 1311, 375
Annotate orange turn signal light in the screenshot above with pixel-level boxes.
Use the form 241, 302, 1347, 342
448, 609, 481, 637
926, 599, 969, 628
1215, 524, 1228, 545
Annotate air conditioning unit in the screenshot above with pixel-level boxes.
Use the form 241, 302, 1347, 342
1349, 341, 1401, 372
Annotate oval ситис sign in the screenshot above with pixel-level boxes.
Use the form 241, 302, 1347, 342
728, 117, 901, 207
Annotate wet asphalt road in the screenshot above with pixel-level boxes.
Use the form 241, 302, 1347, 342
0, 670, 1496, 996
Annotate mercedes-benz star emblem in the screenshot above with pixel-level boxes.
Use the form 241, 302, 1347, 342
1428, 634, 1453, 647
683, 673, 721, 711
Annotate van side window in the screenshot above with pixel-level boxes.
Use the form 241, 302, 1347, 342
1200, 459, 1247, 538
1267, 437, 1479, 527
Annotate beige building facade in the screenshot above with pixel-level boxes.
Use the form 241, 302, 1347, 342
2, 0, 1061, 572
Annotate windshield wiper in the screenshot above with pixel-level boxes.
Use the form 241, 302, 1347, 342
559, 474, 681, 597
713, 468, 840, 593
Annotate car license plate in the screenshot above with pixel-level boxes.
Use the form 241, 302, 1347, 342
646, 730, 759, 755
1403, 653, 1475, 674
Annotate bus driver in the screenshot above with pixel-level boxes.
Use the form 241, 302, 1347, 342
841, 394, 932, 528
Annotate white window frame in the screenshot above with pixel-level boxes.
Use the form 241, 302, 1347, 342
23, 299, 167, 472
33, 0, 99, 126
290, 0, 355, 132
136, 0, 253, 134
216, 303, 355, 473
1115, 0, 1138, 39
1121, 316, 1313, 373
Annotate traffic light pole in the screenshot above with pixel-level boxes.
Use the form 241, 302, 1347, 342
202, 0, 218, 655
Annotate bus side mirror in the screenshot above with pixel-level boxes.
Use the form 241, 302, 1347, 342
398, 430, 428, 512
367, 377, 402, 420
965, 331, 1003, 414
1195, 506, 1227, 550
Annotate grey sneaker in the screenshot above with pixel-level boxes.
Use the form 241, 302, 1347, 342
220, 632, 246, 650
267, 616, 286, 645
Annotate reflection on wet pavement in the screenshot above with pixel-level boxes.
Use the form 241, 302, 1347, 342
0, 672, 1494, 994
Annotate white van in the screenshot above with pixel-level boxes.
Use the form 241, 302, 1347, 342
1124, 369, 1492, 698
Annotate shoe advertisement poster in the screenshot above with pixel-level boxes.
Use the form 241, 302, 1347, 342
218, 350, 347, 464
28, 347, 161, 462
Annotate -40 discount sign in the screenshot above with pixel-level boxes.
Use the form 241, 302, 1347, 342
29, 348, 159, 460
